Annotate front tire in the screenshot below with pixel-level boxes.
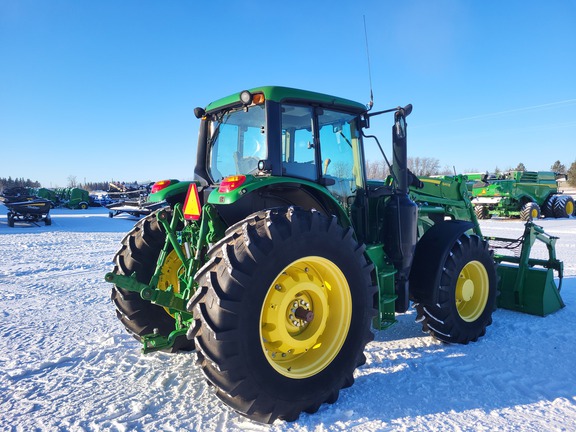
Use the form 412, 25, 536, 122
474, 205, 490, 220
520, 202, 540, 221
413, 232, 497, 344
189, 207, 376, 423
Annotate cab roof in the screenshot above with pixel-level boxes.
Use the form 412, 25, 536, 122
204, 86, 368, 113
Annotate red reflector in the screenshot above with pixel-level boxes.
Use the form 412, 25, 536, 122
151, 180, 172, 194
218, 175, 246, 193
183, 183, 202, 220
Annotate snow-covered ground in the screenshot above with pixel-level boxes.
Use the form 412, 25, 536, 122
1, 207, 575, 431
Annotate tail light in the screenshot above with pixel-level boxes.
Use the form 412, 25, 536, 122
151, 180, 174, 194
218, 175, 246, 193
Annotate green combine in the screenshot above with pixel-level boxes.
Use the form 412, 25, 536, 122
471, 170, 575, 220
105, 87, 565, 423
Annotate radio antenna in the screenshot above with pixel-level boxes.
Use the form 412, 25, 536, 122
363, 15, 374, 111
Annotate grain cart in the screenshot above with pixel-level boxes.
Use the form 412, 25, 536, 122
471, 170, 575, 220
105, 87, 564, 423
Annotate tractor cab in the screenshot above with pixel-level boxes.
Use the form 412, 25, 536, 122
193, 87, 367, 215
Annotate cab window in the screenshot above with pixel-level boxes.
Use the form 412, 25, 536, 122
281, 105, 317, 181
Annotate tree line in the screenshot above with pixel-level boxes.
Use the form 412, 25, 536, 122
0, 177, 41, 191
0, 177, 146, 193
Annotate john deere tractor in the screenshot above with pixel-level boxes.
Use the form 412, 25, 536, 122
105, 86, 564, 423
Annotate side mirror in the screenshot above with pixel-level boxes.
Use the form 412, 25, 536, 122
394, 104, 412, 139
402, 104, 413, 117
194, 107, 206, 119
394, 113, 407, 139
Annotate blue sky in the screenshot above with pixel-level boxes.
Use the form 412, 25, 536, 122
1, 0, 575, 187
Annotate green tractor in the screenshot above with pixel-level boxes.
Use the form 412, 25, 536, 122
105, 86, 564, 423
471, 170, 575, 221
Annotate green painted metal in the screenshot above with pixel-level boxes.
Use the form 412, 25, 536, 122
205, 86, 367, 113
365, 245, 397, 329
66, 188, 89, 209
410, 175, 482, 236
36, 187, 89, 209
471, 171, 562, 218
37, 188, 58, 203
486, 222, 565, 316
105, 271, 188, 312
106, 203, 204, 352
497, 266, 564, 316
206, 174, 352, 228
148, 180, 192, 203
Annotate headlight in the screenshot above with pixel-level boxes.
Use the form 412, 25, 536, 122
240, 90, 253, 105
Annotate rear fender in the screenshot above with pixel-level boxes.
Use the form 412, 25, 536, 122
208, 177, 351, 229
149, 180, 193, 204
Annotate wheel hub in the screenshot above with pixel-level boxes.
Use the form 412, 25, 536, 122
295, 306, 314, 323
260, 256, 351, 379
263, 274, 329, 356
459, 279, 475, 302
455, 260, 489, 322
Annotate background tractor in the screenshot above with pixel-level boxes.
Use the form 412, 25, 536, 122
470, 170, 575, 221
105, 86, 565, 424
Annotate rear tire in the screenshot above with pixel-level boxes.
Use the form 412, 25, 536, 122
553, 195, 574, 218
189, 207, 376, 423
413, 233, 497, 344
520, 202, 540, 221
7, 213, 14, 227
111, 209, 194, 352
542, 195, 557, 218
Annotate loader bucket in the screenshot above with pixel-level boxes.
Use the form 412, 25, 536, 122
486, 222, 565, 317
496, 264, 564, 316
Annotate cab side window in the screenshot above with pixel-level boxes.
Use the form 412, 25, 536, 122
281, 105, 317, 181
318, 110, 360, 203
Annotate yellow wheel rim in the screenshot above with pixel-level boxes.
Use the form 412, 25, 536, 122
566, 200, 574, 216
531, 208, 539, 219
455, 260, 489, 322
157, 249, 183, 316
260, 256, 351, 379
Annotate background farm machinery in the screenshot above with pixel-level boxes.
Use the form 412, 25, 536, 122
470, 170, 575, 221
1, 187, 52, 227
